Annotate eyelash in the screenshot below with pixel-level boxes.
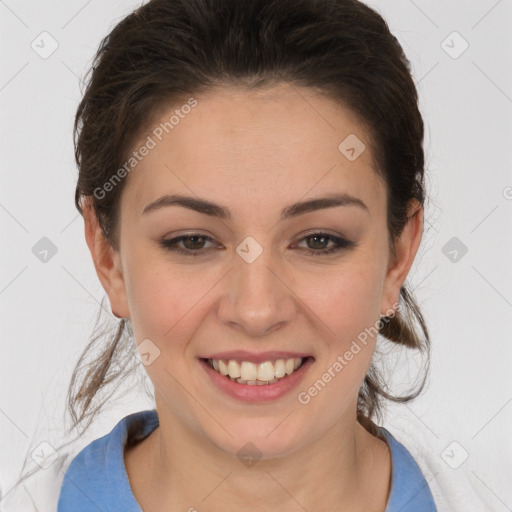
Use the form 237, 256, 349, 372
160, 232, 355, 257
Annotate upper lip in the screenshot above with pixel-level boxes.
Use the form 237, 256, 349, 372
200, 350, 312, 364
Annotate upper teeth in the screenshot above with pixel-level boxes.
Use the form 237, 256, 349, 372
210, 357, 303, 381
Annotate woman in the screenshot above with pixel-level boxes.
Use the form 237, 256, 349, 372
9, 0, 439, 510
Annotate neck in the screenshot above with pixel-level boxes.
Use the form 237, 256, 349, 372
125, 396, 391, 512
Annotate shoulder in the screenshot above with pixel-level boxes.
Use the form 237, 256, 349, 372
378, 423, 504, 512
378, 426, 438, 512
57, 409, 159, 512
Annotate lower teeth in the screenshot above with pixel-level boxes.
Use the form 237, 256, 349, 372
232, 376, 280, 386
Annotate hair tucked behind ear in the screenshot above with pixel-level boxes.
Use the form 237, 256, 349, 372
6, 0, 432, 494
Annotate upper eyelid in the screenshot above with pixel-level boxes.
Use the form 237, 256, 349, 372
164, 231, 351, 248
164, 230, 348, 241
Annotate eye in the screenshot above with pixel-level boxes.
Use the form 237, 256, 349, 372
160, 234, 217, 256
160, 231, 355, 257
295, 232, 355, 255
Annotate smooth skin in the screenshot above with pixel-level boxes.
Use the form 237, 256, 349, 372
83, 82, 423, 512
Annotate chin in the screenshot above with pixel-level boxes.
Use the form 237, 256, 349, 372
204, 415, 309, 461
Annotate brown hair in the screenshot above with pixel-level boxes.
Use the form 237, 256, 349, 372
6, 0, 430, 494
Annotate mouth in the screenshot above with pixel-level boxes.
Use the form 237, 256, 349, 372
200, 356, 314, 386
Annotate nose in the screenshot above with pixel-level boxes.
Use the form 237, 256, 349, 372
217, 246, 297, 337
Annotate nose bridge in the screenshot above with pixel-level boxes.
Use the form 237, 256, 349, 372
218, 236, 296, 336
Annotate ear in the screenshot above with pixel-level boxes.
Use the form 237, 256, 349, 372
380, 199, 423, 316
82, 198, 130, 319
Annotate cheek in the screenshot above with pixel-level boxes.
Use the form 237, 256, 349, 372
295, 259, 384, 342
123, 250, 221, 362
125, 244, 385, 339
122, 246, 191, 344
294, 267, 384, 420
292, 256, 384, 389
127, 275, 183, 339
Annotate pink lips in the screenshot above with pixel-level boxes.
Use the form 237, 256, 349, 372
199, 355, 315, 403
200, 350, 312, 364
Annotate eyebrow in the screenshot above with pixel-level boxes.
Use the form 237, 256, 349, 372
142, 192, 369, 220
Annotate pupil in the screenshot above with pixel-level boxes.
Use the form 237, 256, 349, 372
309, 235, 327, 249
184, 236, 205, 250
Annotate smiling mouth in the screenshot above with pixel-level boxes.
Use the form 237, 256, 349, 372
202, 356, 312, 385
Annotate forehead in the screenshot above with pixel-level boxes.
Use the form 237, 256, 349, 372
121, 83, 386, 218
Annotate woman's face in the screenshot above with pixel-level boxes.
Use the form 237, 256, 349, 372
90, 83, 421, 458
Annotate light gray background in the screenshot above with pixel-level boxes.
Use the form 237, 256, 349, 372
1, 0, 511, 510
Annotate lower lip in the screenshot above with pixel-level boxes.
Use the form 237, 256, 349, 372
199, 357, 314, 403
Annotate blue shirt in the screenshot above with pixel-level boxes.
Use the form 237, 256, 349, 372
57, 409, 437, 511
